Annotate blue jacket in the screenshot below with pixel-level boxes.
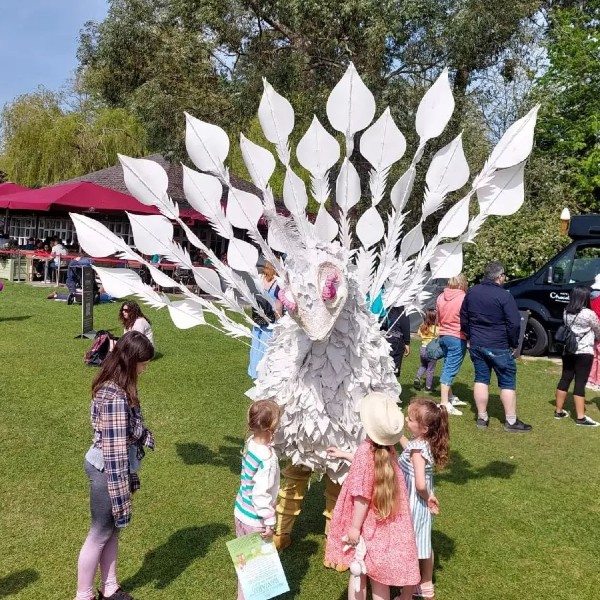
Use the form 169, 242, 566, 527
460, 279, 521, 349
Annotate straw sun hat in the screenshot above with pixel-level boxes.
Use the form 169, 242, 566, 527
358, 392, 405, 446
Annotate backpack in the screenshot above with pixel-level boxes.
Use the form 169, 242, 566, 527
251, 283, 279, 327
554, 312, 580, 355
84, 331, 116, 366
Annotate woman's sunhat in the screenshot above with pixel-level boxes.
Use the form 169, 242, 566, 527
358, 392, 404, 446
591, 274, 600, 290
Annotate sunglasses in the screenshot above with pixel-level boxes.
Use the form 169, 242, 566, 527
121, 308, 130, 313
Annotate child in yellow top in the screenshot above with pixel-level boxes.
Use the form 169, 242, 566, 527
414, 308, 438, 392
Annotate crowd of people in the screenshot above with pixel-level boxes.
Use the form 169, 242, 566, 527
72, 258, 600, 600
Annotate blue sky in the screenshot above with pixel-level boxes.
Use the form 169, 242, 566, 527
0, 0, 109, 108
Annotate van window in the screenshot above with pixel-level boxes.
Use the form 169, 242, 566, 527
552, 255, 572, 284
571, 246, 600, 283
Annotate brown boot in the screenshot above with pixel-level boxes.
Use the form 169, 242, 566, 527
272, 532, 291, 551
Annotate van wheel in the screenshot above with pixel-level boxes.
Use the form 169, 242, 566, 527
522, 317, 548, 356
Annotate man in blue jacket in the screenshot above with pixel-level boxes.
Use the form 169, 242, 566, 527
460, 261, 532, 432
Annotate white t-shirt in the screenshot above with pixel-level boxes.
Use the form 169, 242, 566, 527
50, 243, 67, 266
126, 317, 154, 347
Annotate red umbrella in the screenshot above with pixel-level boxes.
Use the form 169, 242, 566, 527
0, 182, 28, 196
0, 181, 205, 220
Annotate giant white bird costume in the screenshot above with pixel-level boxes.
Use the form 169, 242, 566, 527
71, 64, 538, 556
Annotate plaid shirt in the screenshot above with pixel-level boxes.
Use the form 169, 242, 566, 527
91, 382, 154, 527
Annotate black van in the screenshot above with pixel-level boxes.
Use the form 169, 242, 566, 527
505, 215, 600, 355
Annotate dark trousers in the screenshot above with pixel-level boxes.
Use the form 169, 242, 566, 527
389, 334, 406, 375
557, 353, 594, 397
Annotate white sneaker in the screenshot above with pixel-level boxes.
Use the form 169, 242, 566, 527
585, 382, 597, 390
449, 395, 467, 406
575, 416, 600, 427
442, 403, 463, 416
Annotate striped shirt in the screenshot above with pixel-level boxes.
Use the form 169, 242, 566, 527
234, 437, 280, 527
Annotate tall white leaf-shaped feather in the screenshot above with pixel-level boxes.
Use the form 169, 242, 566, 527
476, 162, 526, 216
127, 214, 174, 256
258, 79, 294, 166
429, 242, 463, 279
390, 168, 416, 211
487, 105, 539, 170
93, 266, 164, 306
296, 115, 340, 180
167, 299, 206, 329
227, 238, 259, 274
360, 108, 406, 171
71, 213, 138, 261
119, 155, 178, 220
240, 133, 276, 190
415, 69, 454, 144
437, 196, 470, 238
326, 62, 376, 156
226, 188, 264, 230
315, 205, 338, 243
193, 266, 222, 295
185, 112, 230, 174
422, 134, 470, 218
356, 206, 385, 249
283, 167, 308, 214
268, 225, 287, 253
336, 158, 361, 212
148, 264, 184, 289
182, 166, 232, 240
283, 167, 313, 240
400, 222, 425, 259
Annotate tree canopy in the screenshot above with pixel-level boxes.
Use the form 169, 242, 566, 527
0, 90, 147, 187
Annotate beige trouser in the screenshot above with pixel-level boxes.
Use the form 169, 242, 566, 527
274, 463, 342, 537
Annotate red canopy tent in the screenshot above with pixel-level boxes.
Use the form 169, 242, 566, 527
0, 181, 205, 220
0, 182, 28, 196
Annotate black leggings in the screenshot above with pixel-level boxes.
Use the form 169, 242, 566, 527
556, 353, 594, 397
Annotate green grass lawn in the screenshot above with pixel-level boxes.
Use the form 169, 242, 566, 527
1, 281, 599, 600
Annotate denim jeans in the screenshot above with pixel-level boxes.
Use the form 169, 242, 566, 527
469, 346, 517, 390
439, 336, 467, 386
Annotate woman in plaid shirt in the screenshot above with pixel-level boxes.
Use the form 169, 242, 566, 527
75, 331, 155, 600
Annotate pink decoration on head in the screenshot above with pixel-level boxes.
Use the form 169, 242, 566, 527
278, 288, 297, 312
321, 272, 339, 301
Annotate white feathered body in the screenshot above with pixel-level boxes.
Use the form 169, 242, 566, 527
248, 260, 399, 484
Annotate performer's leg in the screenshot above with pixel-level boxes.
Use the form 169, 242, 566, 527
273, 464, 311, 551
323, 475, 348, 572
323, 475, 341, 536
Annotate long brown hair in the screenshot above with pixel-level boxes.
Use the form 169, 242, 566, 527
119, 300, 151, 330
410, 398, 450, 468
92, 331, 154, 407
262, 261, 276, 282
371, 442, 399, 520
418, 308, 437, 336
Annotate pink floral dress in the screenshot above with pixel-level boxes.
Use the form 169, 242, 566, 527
325, 440, 420, 586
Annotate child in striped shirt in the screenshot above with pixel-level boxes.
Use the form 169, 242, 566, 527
398, 398, 450, 600
234, 399, 281, 600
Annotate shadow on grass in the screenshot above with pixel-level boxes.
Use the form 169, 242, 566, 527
122, 524, 230, 591
0, 569, 39, 598
176, 436, 244, 475
437, 450, 516, 485
0, 315, 32, 322
280, 538, 321, 598
278, 476, 331, 597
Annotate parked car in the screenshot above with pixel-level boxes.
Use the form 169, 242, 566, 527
505, 215, 600, 355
